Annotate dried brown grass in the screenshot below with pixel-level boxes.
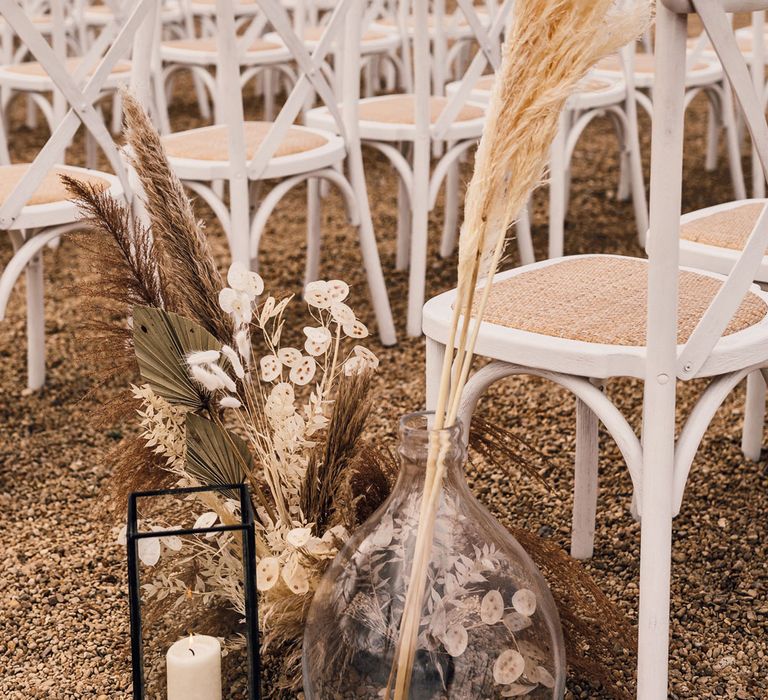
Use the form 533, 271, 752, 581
121, 92, 232, 341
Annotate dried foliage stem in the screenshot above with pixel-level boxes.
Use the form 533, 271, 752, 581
389, 1, 651, 697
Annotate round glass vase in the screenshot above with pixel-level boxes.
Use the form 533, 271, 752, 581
302, 412, 566, 699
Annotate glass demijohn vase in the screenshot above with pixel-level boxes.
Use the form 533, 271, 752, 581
303, 412, 566, 698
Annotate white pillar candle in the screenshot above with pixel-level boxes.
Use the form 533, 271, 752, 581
166, 634, 222, 700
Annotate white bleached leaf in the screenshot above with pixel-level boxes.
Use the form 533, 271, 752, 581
493, 649, 525, 685
533, 665, 555, 689
227, 262, 264, 300
481, 589, 505, 625
117, 525, 127, 546
503, 611, 532, 633
193, 512, 218, 530
326, 279, 349, 302
138, 537, 161, 567
277, 347, 302, 367
304, 280, 331, 308
282, 560, 310, 594
303, 326, 332, 356
342, 319, 368, 338
260, 355, 281, 382
257, 557, 280, 591
163, 535, 183, 552
220, 395, 242, 409
442, 624, 468, 657
290, 356, 316, 386
512, 588, 537, 616
286, 527, 312, 548
330, 302, 355, 325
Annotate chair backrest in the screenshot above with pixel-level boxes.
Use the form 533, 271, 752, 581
410, 0, 514, 141
0, 0, 158, 229
649, 0, 768, 382
213, 0, 363, 177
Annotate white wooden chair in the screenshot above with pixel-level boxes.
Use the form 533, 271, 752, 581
307, 0, 510, 336
158, 0, 396, 344
0, 0, 140, 145
0, 0, 157, 389
423, 1, 768, 696
594, 30, 747, 201
444, 49, 648, 261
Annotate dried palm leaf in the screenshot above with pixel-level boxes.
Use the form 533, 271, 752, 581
133, 306, 221, 409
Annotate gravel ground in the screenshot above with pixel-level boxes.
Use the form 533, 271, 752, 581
0, 75, 767, 699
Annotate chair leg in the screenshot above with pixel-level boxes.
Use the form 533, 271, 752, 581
25, 252, 46, 391
305, 177, 321, 287
705, 100, 719, 172
425, 336, 446, 411
515, 200, 535, 266
406, 139, 431, 336
439, 155, 459, 259
571, 394, 599, 560
741, 370, 765, 461
347, 145, 397, 346
722, 83, 747, 200
547, 113, 568, 259
396, 171, 411, 271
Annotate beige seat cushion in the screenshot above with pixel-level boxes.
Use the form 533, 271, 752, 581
162, 122, 328, 161
6, 57, 131, 77
681, 202, 766, 251
596, 53, 710, 74
0, 164, 109, 206
162, 37, 280, 52
358, 95, 483, 124
473, 256, 767, 346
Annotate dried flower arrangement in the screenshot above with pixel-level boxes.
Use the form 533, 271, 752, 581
389, 1, 652, 698
66, 88, 639, 697
64, 92, 390, 690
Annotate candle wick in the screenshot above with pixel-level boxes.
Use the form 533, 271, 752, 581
188, 648, 196, 657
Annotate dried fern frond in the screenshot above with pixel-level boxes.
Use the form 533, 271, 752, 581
342, 444, 399, 528
468, 415, 551, 490
62, 176, 163, 382
300, 370, 375, 531
121, 91, 232, 341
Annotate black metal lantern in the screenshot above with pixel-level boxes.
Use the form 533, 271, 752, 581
127, 483, 260, 699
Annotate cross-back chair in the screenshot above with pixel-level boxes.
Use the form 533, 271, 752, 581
0, 0, 157, 390
0, 0, 143, 152
158, 0, 396, 345
423, 1, 768, 696
308, 0, 511, 336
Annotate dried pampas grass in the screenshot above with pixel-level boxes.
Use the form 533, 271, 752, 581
391, 1, 651, 696
121, 92, 232, 341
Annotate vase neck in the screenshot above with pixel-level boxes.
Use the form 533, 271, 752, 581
397, 412, 467, 487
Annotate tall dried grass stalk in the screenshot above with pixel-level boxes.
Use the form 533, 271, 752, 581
390, 2, 651, 696
121, 91, 232, 341
62, 175, 163, 382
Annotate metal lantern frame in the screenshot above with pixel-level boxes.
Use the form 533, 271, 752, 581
127, 483, 260, 699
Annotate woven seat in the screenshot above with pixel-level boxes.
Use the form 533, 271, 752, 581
162, 37, 281, 53
357, 95, 483, 124
473, 256, 767, 346
5, 57, 131, 77
162, 122, 328, 161
0, 164, 109, 207
680, 202, 767, 251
